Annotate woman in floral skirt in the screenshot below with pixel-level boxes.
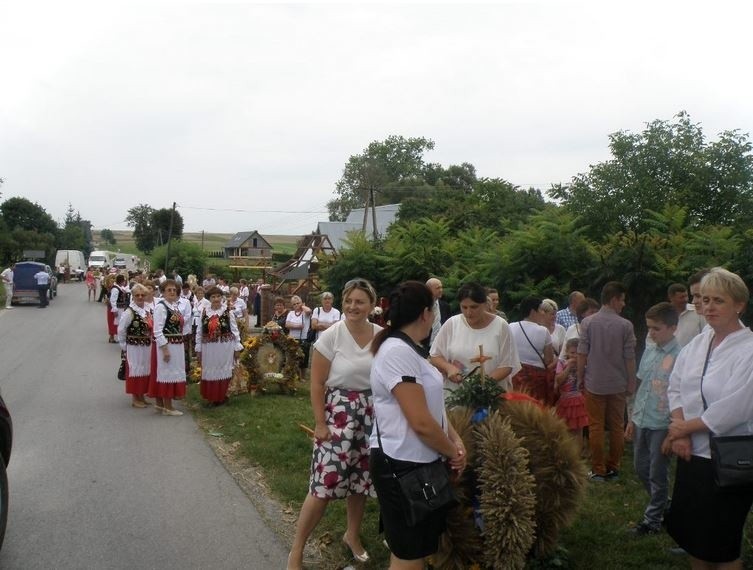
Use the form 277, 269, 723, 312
287, 279, 382, 570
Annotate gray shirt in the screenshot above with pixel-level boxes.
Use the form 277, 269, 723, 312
578, 306, 636, 395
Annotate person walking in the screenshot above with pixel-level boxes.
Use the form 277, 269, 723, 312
33, 267, 50, 308
1, 264, 14, 309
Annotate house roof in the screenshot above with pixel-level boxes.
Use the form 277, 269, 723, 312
317, 204, 400, 251
224, 231, 272, 249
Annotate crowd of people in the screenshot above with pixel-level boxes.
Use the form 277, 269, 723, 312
22, 261, 751, 569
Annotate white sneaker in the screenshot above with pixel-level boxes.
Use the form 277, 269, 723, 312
5, 307, 13, 310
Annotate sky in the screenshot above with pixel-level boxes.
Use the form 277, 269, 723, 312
2, 1, 752, 235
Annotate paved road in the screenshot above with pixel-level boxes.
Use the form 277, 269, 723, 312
0, 283, 289, 569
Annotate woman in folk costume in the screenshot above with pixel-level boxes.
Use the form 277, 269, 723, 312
149, 279, 187, 416
117, 283, 153, 408
104, 272, 118, 343
195, 287, 243, 406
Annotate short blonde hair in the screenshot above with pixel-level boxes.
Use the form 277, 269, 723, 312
701, 267, 749, 305
540, 298, 558, 313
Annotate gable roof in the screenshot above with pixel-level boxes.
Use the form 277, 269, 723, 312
317, 204, 400, 251
223, 231, 272, 250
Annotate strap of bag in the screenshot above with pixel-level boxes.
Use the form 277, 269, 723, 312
699, 335, 716, 445
519, 322, 547, 368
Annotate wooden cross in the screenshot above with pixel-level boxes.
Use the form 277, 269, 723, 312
469, 344, 492, 382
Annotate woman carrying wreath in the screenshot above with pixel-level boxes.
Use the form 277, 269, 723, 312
117, 283, 153, 408
195, 286, 243, 406
370, 281, 466, 569
287, 279, 381, 570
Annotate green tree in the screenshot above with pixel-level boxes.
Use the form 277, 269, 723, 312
0, 196, 58, 235
150, 240, 206, 277
327, 136, 436, 221
100, 229, 117, 245
151, 208, 184, 245
550, 112, 753, 239
320, 232, 389, 303
382, 219, 452, 284
126, 204, 156, 253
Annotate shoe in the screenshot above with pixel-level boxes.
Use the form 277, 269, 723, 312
605, 469, 620, 480
162, 409, 183, 416
154, 406, 165, 414
343, 534, 369, 563
630, 522, 660, 536
131, 401, 147, 408
141, 399, 153, 407
588, 470, 606, 482
5, 307, 13, 310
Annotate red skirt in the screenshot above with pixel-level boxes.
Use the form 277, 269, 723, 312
512, 363, 556, 406
106, 306, 117, 336
556, 394, 589, 430
147, 343, 187, 399
200, 379, 230, 403
125, 373, 150, 396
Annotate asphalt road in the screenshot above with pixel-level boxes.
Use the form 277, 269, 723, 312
0, 283, 289, 569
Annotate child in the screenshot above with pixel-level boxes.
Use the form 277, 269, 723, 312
624, 302, 680, 536
554, 338, 589, 450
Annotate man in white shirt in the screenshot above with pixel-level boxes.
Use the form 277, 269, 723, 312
667, 282, 705, 347
1, 264, 14, 309
423, 278, 450, 348
34, 268, 50, 308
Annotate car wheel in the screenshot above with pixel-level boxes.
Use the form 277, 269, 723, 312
0, 458, 9, 550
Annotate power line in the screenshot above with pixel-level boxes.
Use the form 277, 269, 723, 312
178, 204, 328, 214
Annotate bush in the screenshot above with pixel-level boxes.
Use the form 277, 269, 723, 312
150, 240, 208, 278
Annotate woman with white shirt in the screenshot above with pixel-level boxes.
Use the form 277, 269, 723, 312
195, 287, 243, 406
510, 296, 556, 405
309, 292, 341, 341
370, 281, 466, 569
666, 267, 753, 567
430, 282, 520, 393
285, 295, 312, 376
287, 279, 381, 570
117, 283, 153, 408
541, 298, 567, 358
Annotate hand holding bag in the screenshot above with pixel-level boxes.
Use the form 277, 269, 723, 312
700, 336, 753, 488
117, 350, 126, 381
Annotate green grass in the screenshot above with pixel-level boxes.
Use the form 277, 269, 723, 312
186, 386, 753, 569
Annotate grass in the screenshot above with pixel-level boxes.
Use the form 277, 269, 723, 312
186, 383, 753, 569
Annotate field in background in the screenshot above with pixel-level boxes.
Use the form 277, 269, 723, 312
97, 231, 300, 258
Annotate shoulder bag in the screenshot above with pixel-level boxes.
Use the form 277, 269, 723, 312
117, 350, 127, 381
700, 336, 753, 488
305, 308, 319, 343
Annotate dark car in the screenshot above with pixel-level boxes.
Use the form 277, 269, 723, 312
0, 393, 12, 550
11, 262, 58, 305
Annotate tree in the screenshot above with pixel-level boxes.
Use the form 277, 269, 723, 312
0, 197, 58, 235
550, 112, 753, 239
126, 204, 156, 253
151, 208, 183, 245
327, 136, 436, 221
100, 229, 117, 245
150, 240, 206, 277
320, 232, 389, 302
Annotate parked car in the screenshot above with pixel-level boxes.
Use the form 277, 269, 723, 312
11, 262, 58, 305
0, 392, 13, 550
54, 250, 86, 281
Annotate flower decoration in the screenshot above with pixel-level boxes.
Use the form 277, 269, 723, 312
239, 329, 304, 395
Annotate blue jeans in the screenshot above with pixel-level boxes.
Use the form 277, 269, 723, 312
633, 426, 669, 528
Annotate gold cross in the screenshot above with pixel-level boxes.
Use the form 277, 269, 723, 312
469, 345, 492, 381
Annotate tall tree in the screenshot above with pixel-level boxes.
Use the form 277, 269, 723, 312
126, 204, 156, 253
550, 111, 753, 239
327, 136, 436, 221
100, 229, 117, 245
151, 208, 184, 245
0, 197, 58, 235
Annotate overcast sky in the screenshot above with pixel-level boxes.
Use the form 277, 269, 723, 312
2, 1, 752, 235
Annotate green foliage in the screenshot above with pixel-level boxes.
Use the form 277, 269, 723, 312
126, 204, 156, 253
382, 218, 452, 283
150, 240, 207, 277
445, 372, 505, 411
57, 224, 86, 251
152, 207, 184, 244
552, 111, 753, 239
100, 229, 116, 245
1, 196, 58, 235
320, 232, 389, 301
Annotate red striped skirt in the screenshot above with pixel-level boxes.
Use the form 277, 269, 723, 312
512, 363, 556, 406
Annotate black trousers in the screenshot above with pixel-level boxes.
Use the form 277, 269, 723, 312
37, 285, 49, 307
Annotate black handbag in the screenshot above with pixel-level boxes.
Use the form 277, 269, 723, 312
700, 337, 753, 488
117, 351, 126, 381
305, 308, 319, 343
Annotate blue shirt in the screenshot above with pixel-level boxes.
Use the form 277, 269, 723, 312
34, 271, 50, 285
632, 337, 680, 429
556, 307, 578, 328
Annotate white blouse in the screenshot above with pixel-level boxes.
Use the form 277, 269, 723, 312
668, 327, 753, 458
314, 320, 382, 391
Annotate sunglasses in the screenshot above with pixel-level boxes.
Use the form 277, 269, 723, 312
345, 278, 371, 289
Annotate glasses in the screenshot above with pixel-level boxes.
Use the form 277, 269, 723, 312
345, 279, 370, 289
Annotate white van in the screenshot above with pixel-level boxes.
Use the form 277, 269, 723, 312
88, 250, 117, 269
54, 250, 87, 280
113, 255, 140, 274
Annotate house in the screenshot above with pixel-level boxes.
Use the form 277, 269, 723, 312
223, 231, 273, 268
316, 203, 400, 252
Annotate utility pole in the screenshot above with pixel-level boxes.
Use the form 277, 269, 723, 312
370, 186, 378, 241
201, 230, 205, 250
361, 188, 370, 233
164, 201, 176, 272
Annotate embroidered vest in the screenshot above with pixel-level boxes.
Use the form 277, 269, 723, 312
201, 310, 234, 343
115, 286, 131, 309
126, 309, 152, 346
160, 301, 184, 344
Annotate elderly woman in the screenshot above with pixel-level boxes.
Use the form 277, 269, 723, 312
430, 282, 520, 393
370, 281, 466, 568
228, 286, 249, 339
510, 296, 556, 405
666, 267, 753, 568
117, 283, 153, 408
271, 297, 289, 333
195, 286, 243, 406
310, 292, 341, 341
541, 298, 567, 358
287, 279, 381, 570
286, 295, 313, 374
148, 279, 187, 416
